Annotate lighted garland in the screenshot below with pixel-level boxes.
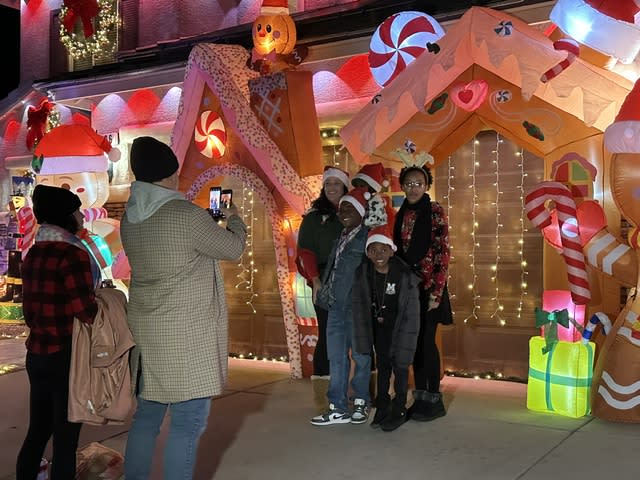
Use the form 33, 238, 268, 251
59, 0, 118, 60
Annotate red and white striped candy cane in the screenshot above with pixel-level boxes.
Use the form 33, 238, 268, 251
16, 206, 36, 254
525, 181, 590, 304
82, 207, 108, 222
540, 38, 580, 83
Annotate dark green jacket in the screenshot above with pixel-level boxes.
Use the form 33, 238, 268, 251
296, 208, 343, 279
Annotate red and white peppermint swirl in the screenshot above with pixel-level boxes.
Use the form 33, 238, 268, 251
525, 181, 590, 304
195, 110, 227, 159
368, 11, 444, 87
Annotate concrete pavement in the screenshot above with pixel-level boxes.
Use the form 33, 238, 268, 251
1, 357, 639, 479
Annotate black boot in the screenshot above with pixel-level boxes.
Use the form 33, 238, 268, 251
12, 283, 22, 303
370, 402, 390, 429
0, 282, 14, 302
380, 404, 407, 432
420, 392, 446, 422
407, 390, 428, 421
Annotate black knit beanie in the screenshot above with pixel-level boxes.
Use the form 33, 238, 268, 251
130, 136, 179, 183
32, 184, 82, 224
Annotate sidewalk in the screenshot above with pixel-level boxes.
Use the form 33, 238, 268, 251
1, 357, 639, 479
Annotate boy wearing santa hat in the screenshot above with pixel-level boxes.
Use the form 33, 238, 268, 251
352, 224, 421, 431
311, 187, 372, 426
352, 162, 395, 227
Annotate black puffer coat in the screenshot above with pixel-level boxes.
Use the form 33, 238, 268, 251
352, 256, 421, 368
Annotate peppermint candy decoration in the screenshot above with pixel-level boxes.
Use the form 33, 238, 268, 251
494, 20, 513, 37
404, 139, 417, 153
495, 89, 512, 103
369, 11, 445, 87
195, 111, 227, 159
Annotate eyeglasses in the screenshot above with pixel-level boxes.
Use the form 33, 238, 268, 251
403, 181, 426, 189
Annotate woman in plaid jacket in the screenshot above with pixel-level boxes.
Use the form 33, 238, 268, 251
121, 137, 247, 479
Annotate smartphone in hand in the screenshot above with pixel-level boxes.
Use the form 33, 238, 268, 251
209, 186, 223, 219
221, 189, 233, 209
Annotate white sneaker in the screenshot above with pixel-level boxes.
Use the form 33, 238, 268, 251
350, 398, 369, 424
310, 404, 351, 426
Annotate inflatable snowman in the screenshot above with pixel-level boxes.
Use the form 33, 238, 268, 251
31, 124, 126, 283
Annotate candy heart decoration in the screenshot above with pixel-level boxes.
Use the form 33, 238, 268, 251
450, 80, 489, 112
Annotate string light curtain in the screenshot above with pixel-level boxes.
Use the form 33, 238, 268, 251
465, 136, 480, 324
517, 147, 529, 319
435, 130, 544, 328
235, 183, 258, 314
443, 155, 456, 317
490, 133, 505, 326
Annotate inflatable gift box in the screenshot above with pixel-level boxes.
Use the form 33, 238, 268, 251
527, 336, 595, 418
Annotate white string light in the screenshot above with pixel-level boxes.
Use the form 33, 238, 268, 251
517, 147, 529, 319
235, 184, 259, 313
443, 155, 456, 316
465, 137, 480, 324
490, 133, 506, 326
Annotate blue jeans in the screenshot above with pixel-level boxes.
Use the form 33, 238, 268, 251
124, 396, 212, 479
326, 306, 372, 412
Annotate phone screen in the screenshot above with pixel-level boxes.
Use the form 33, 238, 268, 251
209, 187, 221, 213
221, 189, 233, 209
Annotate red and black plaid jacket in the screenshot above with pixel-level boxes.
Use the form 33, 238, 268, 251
22, 241, 98, 354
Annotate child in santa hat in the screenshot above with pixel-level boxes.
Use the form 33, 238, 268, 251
352, 162, 395, 227
352, 224, 421, 431
311, 187, 372, 426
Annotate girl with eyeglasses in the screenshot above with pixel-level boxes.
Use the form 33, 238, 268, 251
393, 164, 452, 422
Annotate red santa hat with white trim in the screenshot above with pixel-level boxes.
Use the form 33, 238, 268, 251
33, 124, 120, 174
261, 0, 289, 15
366, 224, 397, 251
323, 165, 350, 188
352, 162, 389, 193
604, 78, 640, 153
339, 187, 370, 218
550, 0, 640, 64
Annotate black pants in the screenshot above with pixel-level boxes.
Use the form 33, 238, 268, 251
374, 324, 409, 409
16, 348, 82, 480
312, 304, 330, 376
414, 291, 441, 392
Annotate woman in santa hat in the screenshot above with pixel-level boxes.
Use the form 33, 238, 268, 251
296, 166, 349, 414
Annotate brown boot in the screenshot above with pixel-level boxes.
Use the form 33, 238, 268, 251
311, 375, 330, 414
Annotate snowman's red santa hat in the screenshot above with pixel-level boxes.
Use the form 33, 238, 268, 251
33, 124, 119, 174
261, 0, 289, 15
550, 0, 640, 64
604, 78, 640, 153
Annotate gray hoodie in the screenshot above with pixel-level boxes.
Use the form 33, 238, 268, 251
125, 181, 185, 224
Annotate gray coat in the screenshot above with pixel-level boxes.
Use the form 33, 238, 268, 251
122, 199, 246, 403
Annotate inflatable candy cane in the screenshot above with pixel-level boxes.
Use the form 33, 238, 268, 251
525, 181, 591, 304
582, 312, 612, 344
540, 38, 580, 83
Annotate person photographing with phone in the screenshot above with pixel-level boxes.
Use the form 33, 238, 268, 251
121, 136, 247, 479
